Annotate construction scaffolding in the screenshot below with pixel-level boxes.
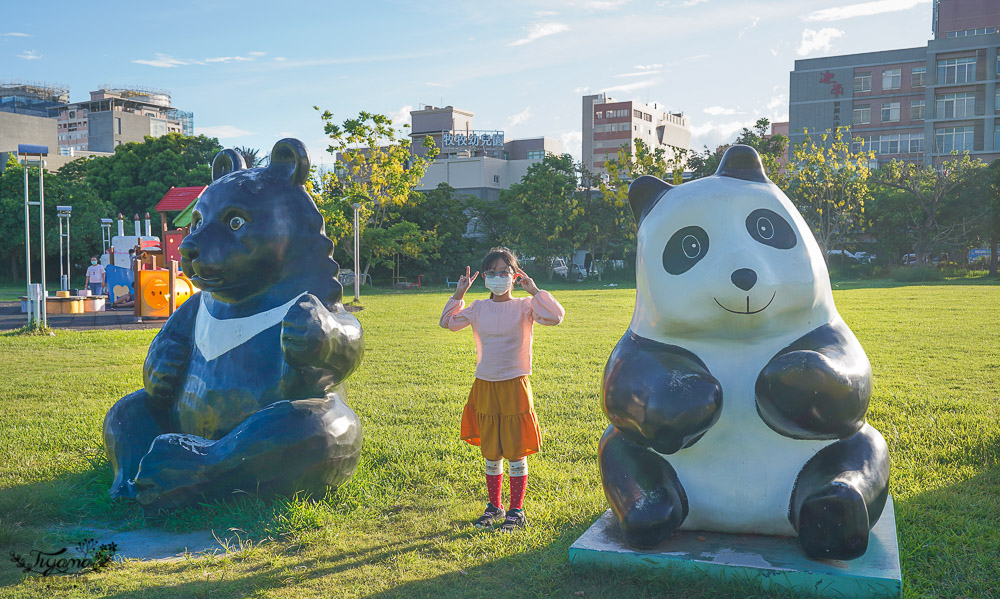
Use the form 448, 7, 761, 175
0, 80, 70, 117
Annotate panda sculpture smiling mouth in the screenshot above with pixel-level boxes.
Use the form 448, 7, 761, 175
714, 291, 776, 315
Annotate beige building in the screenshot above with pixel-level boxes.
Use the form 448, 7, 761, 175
57, 87, 192, 154
582, 93, 692, 176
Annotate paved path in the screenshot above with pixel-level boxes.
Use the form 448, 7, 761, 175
0, 302, 164, 331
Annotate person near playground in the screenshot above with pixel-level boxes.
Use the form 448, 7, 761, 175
85, 256, 105, 296
439, 247, 565, 531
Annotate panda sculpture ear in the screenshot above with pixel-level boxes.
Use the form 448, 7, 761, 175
628, 175, 673, 226
715, 144, 769, 183
268, 138, 310, 186
212, 149, 247, 181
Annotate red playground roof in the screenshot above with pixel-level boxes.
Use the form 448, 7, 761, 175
154, 186, 207, 213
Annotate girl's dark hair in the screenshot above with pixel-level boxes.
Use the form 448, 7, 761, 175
481, 247, 519, 299
481, 247, 519, 274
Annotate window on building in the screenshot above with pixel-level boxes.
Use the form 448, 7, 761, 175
595, 111, 603, 119
908, 133, 924, 153
937, 57, 976, 84
946, 26, 997, 37
854, 73, 872, 92
644, 113, 652, 122
853, 106, 871, 125
851, 136, 869, 153
882, 68, 901, 90
936, 92, 975, 119
934, 126, 974, 153
996, 89, 1000, 111
911, 99, 925, 120
911, 66, 926, 87
493, 175, 500, 183
878, 135, 900, 154
526, 150, 545, 160
633, 109, 642, 119
995, 125, 1000, 151
881, 102, 900, 123
116, 117, 122, 135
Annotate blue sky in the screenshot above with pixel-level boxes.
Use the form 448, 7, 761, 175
3, 0, 933, 166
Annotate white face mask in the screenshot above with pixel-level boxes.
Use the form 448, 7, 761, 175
485, 276, 511, 295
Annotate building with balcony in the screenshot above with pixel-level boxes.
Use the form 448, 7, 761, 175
582, 93, 692, 176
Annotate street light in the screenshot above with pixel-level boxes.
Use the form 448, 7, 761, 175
57, 206, 72, 291
352, 203, 361, 302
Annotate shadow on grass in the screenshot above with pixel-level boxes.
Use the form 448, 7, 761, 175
892, 434, 1000, 598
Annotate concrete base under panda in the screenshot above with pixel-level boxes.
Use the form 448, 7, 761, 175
568, 496, 901, 598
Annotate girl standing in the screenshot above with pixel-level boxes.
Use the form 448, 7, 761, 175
440, 247, 565, 531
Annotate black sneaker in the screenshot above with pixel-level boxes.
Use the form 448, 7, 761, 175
474, 503, 506, 528
498, 508, 527, 532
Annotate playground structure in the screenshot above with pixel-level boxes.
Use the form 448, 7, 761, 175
393, 274, 424, 290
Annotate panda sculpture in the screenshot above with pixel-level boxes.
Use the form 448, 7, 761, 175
103, 139, 364, 514
599, 145, 889, 560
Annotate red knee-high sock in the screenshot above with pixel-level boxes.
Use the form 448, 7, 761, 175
509, 474, 527, 510
486, 473, 504, 508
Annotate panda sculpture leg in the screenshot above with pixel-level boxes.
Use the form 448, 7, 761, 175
103, 389, 173, 500
132, 391, 361, 514
599, 425, 688, 548
789, 424, 890, 560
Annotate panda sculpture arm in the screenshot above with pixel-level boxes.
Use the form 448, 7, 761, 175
755, 319, 871, 440
603, 331, 723, 455
143, 293, 200, 409
281, 293, 364, 384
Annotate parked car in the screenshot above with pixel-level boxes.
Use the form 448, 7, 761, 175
570, 263, 587, 280
551, 258, 569, 278
827, 250, 863, 266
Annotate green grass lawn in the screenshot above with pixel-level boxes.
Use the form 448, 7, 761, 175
0, 284, 997, 598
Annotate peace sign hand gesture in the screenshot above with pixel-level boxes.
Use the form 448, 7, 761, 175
454, 266, 479, 299
516, 268, 540, 296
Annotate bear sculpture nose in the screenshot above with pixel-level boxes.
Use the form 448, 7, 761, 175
731, 268, 757, 291
178, 239, 199, 260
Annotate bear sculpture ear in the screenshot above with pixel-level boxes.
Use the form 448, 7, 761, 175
628, 175, 673, 227
715, 144, 769, 183
268, 138, 310, 186
211, 149, 247, 181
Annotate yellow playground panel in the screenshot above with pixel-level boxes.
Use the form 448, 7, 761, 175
135, 267, 195, 318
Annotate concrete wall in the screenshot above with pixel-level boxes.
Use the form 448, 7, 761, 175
0, 111, 58, 154
88, 110, 152, 152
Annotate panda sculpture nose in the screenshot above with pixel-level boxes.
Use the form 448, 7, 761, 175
731, 268, 757, 291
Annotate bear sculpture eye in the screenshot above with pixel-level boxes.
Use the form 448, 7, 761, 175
229, 216, 246, 231
746, 209, 796, 249
662, 226, 709, 275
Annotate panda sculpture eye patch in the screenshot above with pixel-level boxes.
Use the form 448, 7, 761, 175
746, 209, 796, 249
662, 226, 709, 275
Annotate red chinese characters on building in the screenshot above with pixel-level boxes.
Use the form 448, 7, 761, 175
831, 83, 844, 97
819, 71, 835, 84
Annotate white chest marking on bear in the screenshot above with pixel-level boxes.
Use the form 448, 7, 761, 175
194, 292, 308, 361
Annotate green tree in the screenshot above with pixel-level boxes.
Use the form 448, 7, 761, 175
75, 133, 220, 222
597, 139, 676, 248
876, 153, 987, 264
785, 126, 874, 259
497, 153, 579, 279
689, 117, 788, 183
573, 162, 627, 280
979, 160, 1000, 275
235, 146, 266, 168
313, 109, 439, 276
396, 183, 476, 281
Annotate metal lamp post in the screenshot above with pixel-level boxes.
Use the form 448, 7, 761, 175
352, 203, 361, 302
20, 144, 48, 327
57, 205, 72, 291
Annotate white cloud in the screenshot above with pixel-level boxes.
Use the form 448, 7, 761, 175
690, 120, 751, 152
197, 125, 252, 139
425, 82, 448, 87
274, 57, 287, 62
249, 51, 266, 57
586, 0, 628, 9
17, 50, 41, 60
507, 22, 570, 47
804, 0, 929, 22
132, 53, 201, 67
390, 105, 413, 127
633, 63, 663, 71
659, 0, 707, 7
763, 88, 789, 121
560, 131, 583, 162
506, 106, 532, 127
615, 69, 663, 78
739, 16, 760, 39
535, 10, 558, 16
1, 32, 31, 37
600, 77, 661, 94
797, 28, 845, 56
703, 106, 742, 116
204, 56, 255, 63
574, 86, 591, 94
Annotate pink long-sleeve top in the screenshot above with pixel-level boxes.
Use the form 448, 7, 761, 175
439, 290, 565, 382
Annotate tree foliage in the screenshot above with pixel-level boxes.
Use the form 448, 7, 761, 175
875, 153, 987, 264
312, 109, 440, 275
784, 126, 873, 258
688, 117, 788, 182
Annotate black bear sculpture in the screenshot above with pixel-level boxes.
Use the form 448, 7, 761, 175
103, 138, 364, 514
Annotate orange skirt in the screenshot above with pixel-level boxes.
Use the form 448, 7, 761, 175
460, 376, 541, 461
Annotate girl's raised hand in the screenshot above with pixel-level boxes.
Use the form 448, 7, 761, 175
516, 268, 539, 296
455, 265, 479, 298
